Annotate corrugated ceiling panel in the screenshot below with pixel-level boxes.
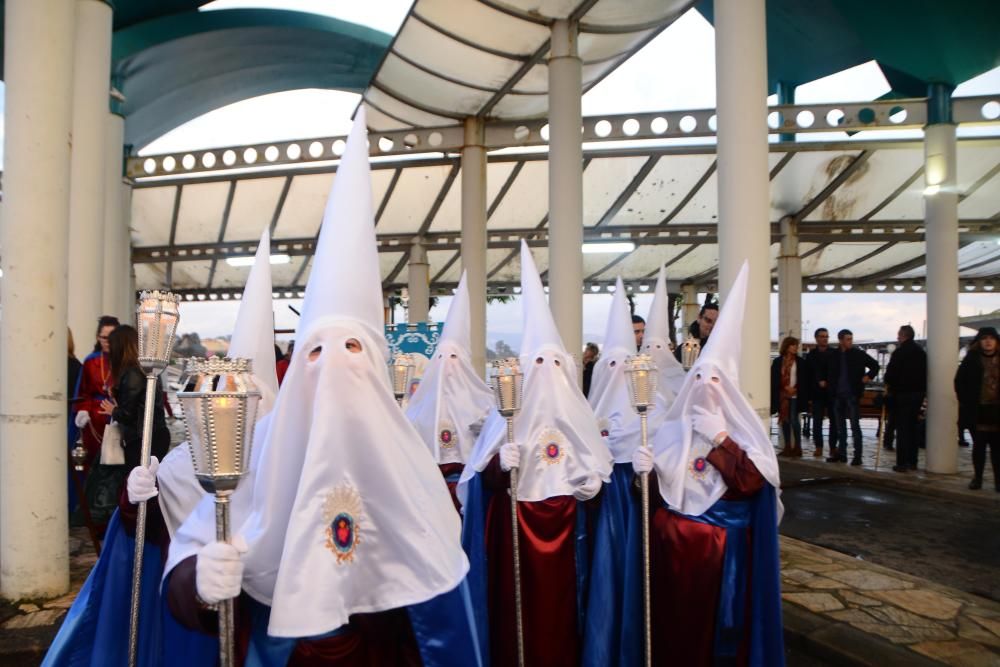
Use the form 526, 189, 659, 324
131, 187, 177, 245
365, 87, 455, 128
170, 260, 211, 289
803, 149, 924, 222
802, 243, 887, 276
427, 249, 455, 280
378, 54, 493, 118
770, 150, 862, 220
274, 173, 334, 238
380, 251, 406, 281
134, 262, 167, 290
577, 28, 658, 64
962, 256, 1000, 278
584, 0, 692, 25
223, 178, 285, 241
378, 165, 456, 234
661, 243, 718, 280
491, 244, 550, 283
489, 161, 549, 229
609, 154, 716, 226
271, 256, 307, 287
821, 242, 925, 280
174, 181, 231, 244
582, 156, 650, 226
393, 20, 522, 90
416, 0, 547, 57
590, 244, 693, 280
959, 168, 1000, 218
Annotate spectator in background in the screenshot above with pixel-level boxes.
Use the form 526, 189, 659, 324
276, 340, 293, 385
674, 302, 719, 362
828, 329, 880, 466
804, 327, 837, 458
772, 336, 806, 457
955, 327, 1000, 491
884, 325, 927, 473
632, 314, 645, 351
582, 342, 600, 397
73, 316, 120, 468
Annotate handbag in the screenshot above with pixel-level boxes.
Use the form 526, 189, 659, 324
100, 420, 125, 465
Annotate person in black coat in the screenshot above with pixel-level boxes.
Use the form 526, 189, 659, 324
803, 328, 837, 458
99, 325, 170, 470
883, 325, 927, 473
827, 329, 880, 465
674, 303, 719, 362
955, 327, 1000, 491
771, 337, 808, 457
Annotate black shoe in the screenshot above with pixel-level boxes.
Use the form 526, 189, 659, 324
893, 465, 909, 473
826, 455, 840, 463
969, 478, 982, 490
851, 457, 862, 466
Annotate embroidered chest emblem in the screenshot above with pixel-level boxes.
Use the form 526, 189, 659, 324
689, 455, 712, 481
536, 428, 567, 465
323, 483, 364, 564
597, 418, 610, 439
438, 420, 457, 449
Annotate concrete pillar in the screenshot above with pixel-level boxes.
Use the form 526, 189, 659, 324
67, 0, 113, 346
1, 0, 76, 600
715, 0, 771, 419
681, 283, 699, 339
102, 110, 128, 320
461, 117, 488, 378
923, 85, 959, 474
777, 216, 802, 340
548, 19, 584, 370
408, 238, 430, 323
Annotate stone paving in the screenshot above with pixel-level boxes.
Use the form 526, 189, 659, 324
781, 535, 1000, 666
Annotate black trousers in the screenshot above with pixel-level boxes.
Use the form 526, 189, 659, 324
893, 393, 923, 469
971, 429, 1000, 485
811, 395, 837, 450
833, 395, 863, 459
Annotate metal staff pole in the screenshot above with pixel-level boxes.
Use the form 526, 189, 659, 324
128, 291, 181, 667
178, 357, 261, 667
624, 354, 658, 667
491, 358, 525, 667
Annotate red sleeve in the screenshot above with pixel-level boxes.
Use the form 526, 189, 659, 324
706, 438, 766, 499
75, 358, 103, 415
481, 453, 511, 492
166, 556, 220, 634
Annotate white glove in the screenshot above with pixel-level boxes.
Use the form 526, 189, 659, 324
499, 443, 521, 471
573, 474, 603, 501
126, 456, 159, 504
195, 537, 247, 605
74, 411, 91, 429
632, 446, 653, 475
692, 405, 728, 445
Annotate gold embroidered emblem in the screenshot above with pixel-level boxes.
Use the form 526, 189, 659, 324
323, 483, 364, 564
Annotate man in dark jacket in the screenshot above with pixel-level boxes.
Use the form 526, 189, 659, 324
804, 328, 837, 458
883, 325, 927, 472
674, 303, 718, 363
955, 327, 1000, 491
827, 329, 880, 465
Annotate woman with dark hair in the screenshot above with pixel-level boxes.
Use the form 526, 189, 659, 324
955, 327, 1000, 491
772, 336, 806, 457
73, 315, 120, 467
100, 325, 170, 469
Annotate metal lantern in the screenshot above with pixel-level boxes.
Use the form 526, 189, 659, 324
681, 334, 702, 371
624, 354, 658, 414
490, 357, 524, 419
71, 438, 88, 473
136, 291, 181, 373
178, 357, 260, 667
178, 357, 261, 495
391, 353, 416, 405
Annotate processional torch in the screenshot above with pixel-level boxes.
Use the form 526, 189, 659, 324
178, 357, 261, 667
624, 354, 658, 667
681, 334, 701, 371
391, 353, 416, 407
128, 291, 181, 667
491, 358, 526, 667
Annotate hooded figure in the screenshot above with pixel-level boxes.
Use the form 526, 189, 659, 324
165, 109, 481, 667
643, 264, 687, 408
634, 262, 784, 666
458, 240, 613, 667
44, 228, 279, 667
405, 271, 493, 508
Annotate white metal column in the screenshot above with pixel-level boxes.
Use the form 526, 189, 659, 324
548, 19, 584, 366
461, 118, 488, 378
715, 0, 771, 418
1, 0, 76, 600
777, 216, 802, 341
408, 238, 430, 323
923, 106, 959, 474
67, 0, 113, 345
103, 110, 129, 321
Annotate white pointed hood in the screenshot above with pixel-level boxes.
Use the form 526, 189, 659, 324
157, 230, 279, 538
587, 278, 650, 463
643, 264, 686, 409
405, 272, 493, 464
234, 108, 466, 637
650, 261, 780, 518
459, 241, 612, 504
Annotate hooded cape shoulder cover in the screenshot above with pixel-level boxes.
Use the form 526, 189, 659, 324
234, 108, 469, 639
650, 262, 781, 517
406, 271, 493, 464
